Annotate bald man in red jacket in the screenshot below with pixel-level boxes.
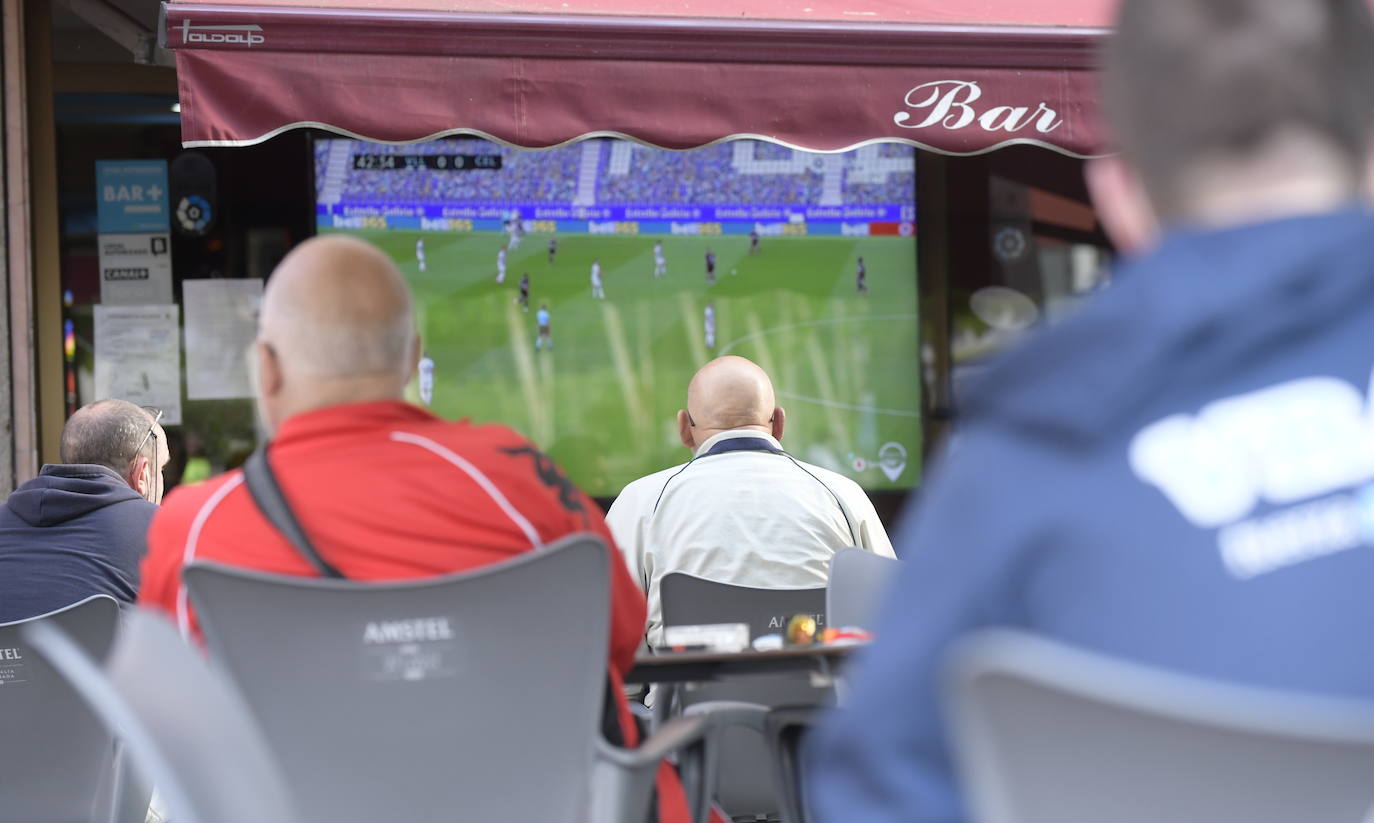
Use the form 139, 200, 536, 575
140, 235, 695, 822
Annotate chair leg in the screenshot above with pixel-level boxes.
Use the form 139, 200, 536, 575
764, 709, 817, 823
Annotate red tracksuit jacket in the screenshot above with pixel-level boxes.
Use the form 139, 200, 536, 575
139, 400, 693, 822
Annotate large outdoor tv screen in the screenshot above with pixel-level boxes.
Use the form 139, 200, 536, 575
314, 137, 920, 497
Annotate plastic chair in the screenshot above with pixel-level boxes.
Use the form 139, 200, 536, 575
0, 594, 145, 823
946, 629, 1374, 823
184, 533, 709, 823
24, 608, 300, 823
764, 706, 817, 823
825, 548, 900, 631
660, 573, 830, 822
660, 573, 826, 643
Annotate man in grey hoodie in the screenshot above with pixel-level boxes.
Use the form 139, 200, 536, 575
0, 400, 167, 622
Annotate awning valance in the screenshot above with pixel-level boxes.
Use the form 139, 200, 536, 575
162, 0, 1111, 155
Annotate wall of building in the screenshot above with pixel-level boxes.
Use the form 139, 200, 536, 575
0, 0, 43, 496
1, 0, 14, 496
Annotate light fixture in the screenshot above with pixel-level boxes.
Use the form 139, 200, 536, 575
170, 102, 181, 113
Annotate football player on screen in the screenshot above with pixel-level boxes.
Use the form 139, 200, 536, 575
653, 240, 667, 278
506, 209, 523, 251
418, 350, 435, 406
591, 259, 606, 300
536, 303, 553, 350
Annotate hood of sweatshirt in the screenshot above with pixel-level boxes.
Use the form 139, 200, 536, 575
5, 464, 145, 527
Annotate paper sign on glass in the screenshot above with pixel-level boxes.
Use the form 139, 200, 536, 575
183, 279, 263, 400
94, 305, 182, 425
98, 233, 173, 305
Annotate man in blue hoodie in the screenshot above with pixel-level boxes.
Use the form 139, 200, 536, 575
808, 1, 1374, 821
0, 400, 166, 622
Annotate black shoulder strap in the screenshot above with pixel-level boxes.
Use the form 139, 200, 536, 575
243, 445, 346, 579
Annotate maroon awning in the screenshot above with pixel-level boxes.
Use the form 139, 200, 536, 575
162, 0, 1111, 155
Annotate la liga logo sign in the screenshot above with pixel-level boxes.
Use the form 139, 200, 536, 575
895, 80, 1064, 135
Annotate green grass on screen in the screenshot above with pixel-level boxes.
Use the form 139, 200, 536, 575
328, 229, 922, 497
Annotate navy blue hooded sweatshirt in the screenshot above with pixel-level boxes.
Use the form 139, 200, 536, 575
808, 208, 1374, 823
0, 464, 155, 623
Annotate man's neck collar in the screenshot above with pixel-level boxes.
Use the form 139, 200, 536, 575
273, 400, 433, 443
38, 463, 130, 485
694, 428, 780, 457
1167, 132, 1362, 232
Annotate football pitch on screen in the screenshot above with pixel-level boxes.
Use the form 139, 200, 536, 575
330, 229, 922, 497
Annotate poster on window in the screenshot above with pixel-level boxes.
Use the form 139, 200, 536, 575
96, 160, 174, 306
94, 304, 182, 425
98, 233, 174, 305
183, 279, 263, 399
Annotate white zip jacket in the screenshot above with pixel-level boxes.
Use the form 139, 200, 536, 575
606, 429, 895, 649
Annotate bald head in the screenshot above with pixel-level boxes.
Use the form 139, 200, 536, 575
687, 356, 775, 428
255, 235, 421, 433
679, 356, 785, 450
261, 235, 415, 379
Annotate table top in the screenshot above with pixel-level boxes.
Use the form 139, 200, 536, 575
625, 642, 864, 685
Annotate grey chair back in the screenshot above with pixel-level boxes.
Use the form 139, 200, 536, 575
0, 595, 124, 823
826, 549, 900, 631
660, 573, 826, 643
947, 629, 1374, 823
24, 609, 299, 823
183, 533, 611, 823
660, 573, 830, 822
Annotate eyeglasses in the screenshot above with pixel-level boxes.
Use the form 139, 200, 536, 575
136, 407, 164, 502
136, 407, 164, 458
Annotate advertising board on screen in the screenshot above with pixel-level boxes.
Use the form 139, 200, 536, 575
314, 136, 920, 496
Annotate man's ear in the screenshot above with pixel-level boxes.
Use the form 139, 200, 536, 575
771, 406, 786, 441
255, 340, 283, 400
126, 454, 150, 497
1085, 155, 1159, 256
677, 409, 695, 450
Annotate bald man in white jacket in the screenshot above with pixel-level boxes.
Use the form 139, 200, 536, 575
606, 355, 895, 649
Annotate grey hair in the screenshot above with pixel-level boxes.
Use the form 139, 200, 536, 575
59, 399, 155, 473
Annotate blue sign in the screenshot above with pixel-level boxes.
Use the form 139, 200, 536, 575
319, 215, 896, 237
317, 201, 915, 224
96, 160, 170, 233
